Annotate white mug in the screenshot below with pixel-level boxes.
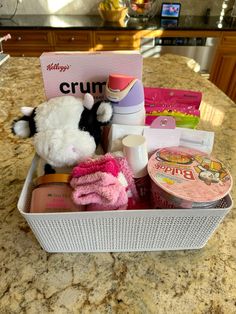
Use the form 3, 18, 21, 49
122, 134, 148, 178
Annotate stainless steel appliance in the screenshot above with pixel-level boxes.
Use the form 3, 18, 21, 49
140, 36, 219, 78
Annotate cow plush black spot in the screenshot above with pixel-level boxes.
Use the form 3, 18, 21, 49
12, 94, 113, 174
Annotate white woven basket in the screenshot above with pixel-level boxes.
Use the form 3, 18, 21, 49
17, 155, 233, 253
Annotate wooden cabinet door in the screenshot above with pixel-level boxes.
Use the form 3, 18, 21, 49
53, 30, 93, 51
227, 61, 236, 101
212, 52, 236, 100
210, 32, 236, 103
1, 29, 53, 56
94, 31, 139, 51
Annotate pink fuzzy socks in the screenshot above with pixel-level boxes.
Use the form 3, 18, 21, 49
71, 154, 120, 178
70, 171, 128, 210
70, 154, 139, 211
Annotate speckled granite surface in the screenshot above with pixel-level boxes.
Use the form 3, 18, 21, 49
0, 55, 235, 313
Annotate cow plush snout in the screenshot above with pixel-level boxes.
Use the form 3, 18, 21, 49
34, 129, 96, 168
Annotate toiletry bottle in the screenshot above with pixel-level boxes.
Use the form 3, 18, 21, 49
30, 174, 84, 213
105, 73, 146, 125
122, 134, 151, 204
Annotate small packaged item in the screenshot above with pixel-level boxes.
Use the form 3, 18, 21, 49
30, 174, 84, 213
148, 146, 233, 209
144, 87, 202, 128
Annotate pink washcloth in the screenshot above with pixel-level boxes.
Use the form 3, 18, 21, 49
72, 153, 120, 178
71, 171, 128, 207
70, 171, 116, 189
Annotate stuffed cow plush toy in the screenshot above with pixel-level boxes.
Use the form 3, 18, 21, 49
12, 93, 113, 174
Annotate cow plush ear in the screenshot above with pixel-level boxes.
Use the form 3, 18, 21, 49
83, 93, 94, 110
12, 119, 31, 138
21, 106, 34, 116
12, 107, 36, 138
96, 101, 113, 124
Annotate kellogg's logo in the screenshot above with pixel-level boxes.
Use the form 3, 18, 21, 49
46, 63, 70, 72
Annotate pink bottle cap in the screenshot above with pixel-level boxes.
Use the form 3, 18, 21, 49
108, 74, 135, 91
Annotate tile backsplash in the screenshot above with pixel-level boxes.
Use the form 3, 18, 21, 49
0, 0, 234, 16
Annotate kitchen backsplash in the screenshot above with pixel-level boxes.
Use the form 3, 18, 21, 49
0, 0, 234, 16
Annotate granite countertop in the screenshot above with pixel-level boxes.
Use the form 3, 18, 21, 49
0, 54, 236, 313
0, 14, 236, 30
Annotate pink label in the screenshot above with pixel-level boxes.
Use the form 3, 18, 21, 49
30, 185, 84, 213
148, 146, 232, 203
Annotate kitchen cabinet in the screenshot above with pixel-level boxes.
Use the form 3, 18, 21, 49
2, 28, 220, 54
1, 29, 137, 55
53, 30, 93, 51
2, 29, 54, 56
93, 30, 139, 50
210, 32, 236, 103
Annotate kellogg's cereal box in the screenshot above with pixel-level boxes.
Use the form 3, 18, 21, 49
40, 51, 143, 101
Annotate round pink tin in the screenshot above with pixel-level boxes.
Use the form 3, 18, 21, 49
148, 146, 232, 209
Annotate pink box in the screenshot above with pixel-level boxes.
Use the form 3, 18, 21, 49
144, 87, 202, 126
145, 87, 202, 113
40, 51, 143, 101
